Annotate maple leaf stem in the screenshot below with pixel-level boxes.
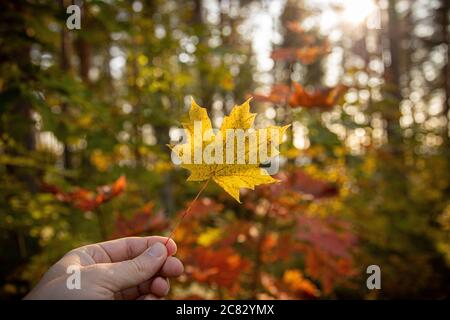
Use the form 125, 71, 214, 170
164, 178, 211, 246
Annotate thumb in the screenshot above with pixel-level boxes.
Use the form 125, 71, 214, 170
99, 242, 168, 291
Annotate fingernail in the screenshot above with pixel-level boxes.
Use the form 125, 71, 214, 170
165, 280, 170, 295
148, 242, 166, 257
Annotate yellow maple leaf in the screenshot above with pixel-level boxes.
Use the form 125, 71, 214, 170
171, 97, 290, 203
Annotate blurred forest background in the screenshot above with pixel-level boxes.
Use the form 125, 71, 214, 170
1, 0, 450, 299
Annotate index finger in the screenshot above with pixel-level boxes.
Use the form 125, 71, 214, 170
82, 236, 177, 263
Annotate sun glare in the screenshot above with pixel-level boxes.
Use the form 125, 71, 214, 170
319, 0, 379, 32
341, 0, 377, 25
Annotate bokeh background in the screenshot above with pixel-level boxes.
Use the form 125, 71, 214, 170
1, 0, 449, 299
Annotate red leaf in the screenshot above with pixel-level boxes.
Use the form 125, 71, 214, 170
186, 247, 250, 292
185, 197, 224, 220
287, 169, 339, 199
42, 176, 127, 212
111, 202, 168, 238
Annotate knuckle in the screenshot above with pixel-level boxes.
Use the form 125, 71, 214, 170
130, 258, 148, 277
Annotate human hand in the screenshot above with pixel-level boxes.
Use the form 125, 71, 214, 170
24, 236, 183, 300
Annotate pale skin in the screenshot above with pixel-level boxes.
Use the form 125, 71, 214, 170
24, 236, 184, 300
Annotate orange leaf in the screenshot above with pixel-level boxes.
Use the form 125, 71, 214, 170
111, 175, 127, 196
252, 84, 291, 105
289, 83, 347, 110
271, 44, 330, 65
187, 247, 250, 293
42, 176, 127, 212
286, 21, 305, 34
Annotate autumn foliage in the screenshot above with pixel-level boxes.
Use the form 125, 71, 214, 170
2, 0, 449, 301
42, 176, 127, 212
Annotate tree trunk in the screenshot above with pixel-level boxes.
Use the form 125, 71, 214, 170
385, 0, 403, 146
75, 1, 90, 84
60, 0, 73, 170
440, 0, 449, 145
